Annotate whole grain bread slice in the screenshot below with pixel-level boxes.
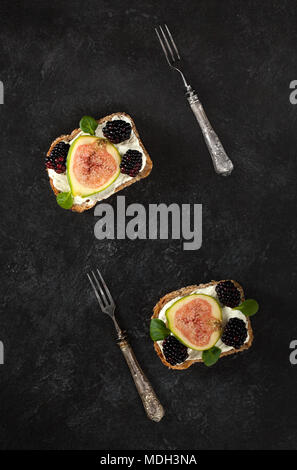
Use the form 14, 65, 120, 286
152, 280, 253, 370
46, 112, 153, 213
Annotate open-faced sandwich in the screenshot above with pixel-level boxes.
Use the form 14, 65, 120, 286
150, 280, 259, 369
45, 113, 152, 212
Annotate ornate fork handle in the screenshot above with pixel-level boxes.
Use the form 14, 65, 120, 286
186, 87, 234, 176
117, 332, 165, 422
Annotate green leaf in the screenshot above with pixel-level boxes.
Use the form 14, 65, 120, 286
79, 115, 98, 135
235, 299, 259, 317
150, 319, 171, 341
202, 346, 221, 367
56, 191, 73, 209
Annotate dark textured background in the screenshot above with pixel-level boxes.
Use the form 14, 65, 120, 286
0, 0, 297, 450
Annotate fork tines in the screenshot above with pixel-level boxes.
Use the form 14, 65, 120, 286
87, 268, 115, 315
155, 24, 180, 66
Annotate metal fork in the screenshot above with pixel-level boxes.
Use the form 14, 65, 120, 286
155, 24, 234, 176
87, 268, 165, 422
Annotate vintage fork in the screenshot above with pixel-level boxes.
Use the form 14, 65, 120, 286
87, 268, 165, 422
155, 24, 234, 176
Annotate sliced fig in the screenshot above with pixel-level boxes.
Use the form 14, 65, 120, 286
166, 294, 222, 351
67, 136, 121, 197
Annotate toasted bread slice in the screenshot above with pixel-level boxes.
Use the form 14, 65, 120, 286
46, 112, 153, 213
152, 280, 253, 370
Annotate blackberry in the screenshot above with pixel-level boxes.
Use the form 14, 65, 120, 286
216, 280, 241, 308
45, 141, 69, 174
120, 150, 142, 177
162, 335, 188, 366
221, 317, 247, 349
103, 119, 131, 144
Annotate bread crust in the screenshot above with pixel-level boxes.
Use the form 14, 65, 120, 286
46, 112, 153, 213
152, 280, 254, 370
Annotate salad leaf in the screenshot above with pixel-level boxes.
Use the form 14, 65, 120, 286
56, 191, 73, 209
202, 346, 221, 367
79, 115, 98, 135
150, 319, 171, 341
235, 299, 259, 317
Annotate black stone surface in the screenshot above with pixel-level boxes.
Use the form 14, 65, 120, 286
0, 0, 297, 450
